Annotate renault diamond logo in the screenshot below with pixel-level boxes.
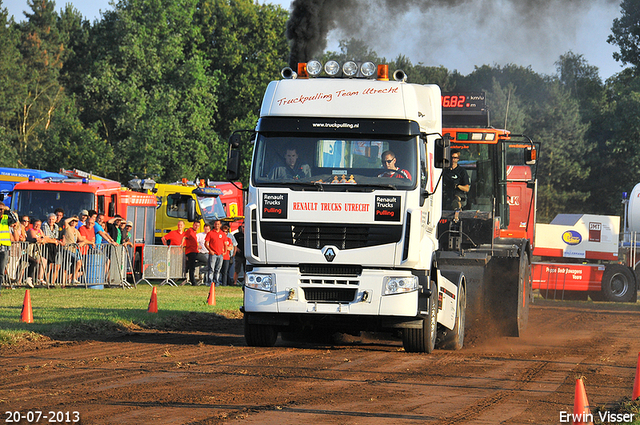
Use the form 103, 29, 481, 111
323, 247, 336, 262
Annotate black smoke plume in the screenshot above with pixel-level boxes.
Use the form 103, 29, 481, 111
285, 0, 619, 73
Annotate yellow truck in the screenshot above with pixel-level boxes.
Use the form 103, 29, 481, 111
145, 179, 227, 243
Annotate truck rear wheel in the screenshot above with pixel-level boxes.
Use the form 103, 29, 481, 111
437, 283, 466, 350
602, 265, 636, 303
403, 283, 437, 353
244, 315, 278, 347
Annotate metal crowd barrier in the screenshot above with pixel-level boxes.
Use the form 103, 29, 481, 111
1, 241, 135, 289
137, 245, 186, 286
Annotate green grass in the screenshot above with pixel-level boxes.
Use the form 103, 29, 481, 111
0, 284, 243, 346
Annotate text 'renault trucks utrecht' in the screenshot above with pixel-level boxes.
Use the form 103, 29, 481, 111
226, 60, 465, 353
12, 168, 157, 279
436, 92, 538, 337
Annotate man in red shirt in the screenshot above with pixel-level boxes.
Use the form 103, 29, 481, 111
78, 216, 97, 246
204, 220, 227, 286
162, 220, 186, 246
184, 221, 206, 285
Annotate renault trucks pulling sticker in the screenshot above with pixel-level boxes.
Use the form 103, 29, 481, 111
263, 193, 287, 219
375, 196, 401, 222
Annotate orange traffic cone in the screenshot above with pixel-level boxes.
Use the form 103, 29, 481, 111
21, 289, 33, 323
147, 286, 158, 313
633, 353, 640, 400
573, 378, 594, 425
207, 283, 216, 306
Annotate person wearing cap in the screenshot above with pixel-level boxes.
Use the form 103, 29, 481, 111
76, 210, 89, 229
107, 215, 123, 244
120, 221, 133, 247
42, 213, 61, 284
61, 216, 89, 284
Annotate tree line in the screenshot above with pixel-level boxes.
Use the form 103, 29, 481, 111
1, 0, 639, 222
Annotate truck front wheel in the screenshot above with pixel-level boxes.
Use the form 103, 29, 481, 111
244, 315, 278, 347
402, 284, 437, 353
601, 265, 636, 303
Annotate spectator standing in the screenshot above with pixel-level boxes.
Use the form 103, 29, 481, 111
106, 215, 123, 244
233, 224, 245, 286
197, 223, 211, 285
21, 216, 32, 232
204, 220, 226, 286
221, 223, 236, 286
162, 220, 186, 246
43, 213, 61, 284
120, 221, 133, 247
61, 216, 89, 284
15, 216, 28, 242
27, 219, 50, 285
0, 202, 17, 287
54, 208, 65, 231
95, 214, 117, 245
184, 221, 204, 285
76, 210, 89, 229
78, 216, 97, 246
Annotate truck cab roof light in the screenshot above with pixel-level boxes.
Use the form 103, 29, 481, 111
307, 60, 322, 77
471, 133, 484, 141
377, 64, 389, 81
297, 62, 309, 79
325, 60, 340, 76
342, 61, 358, 77
361, 62, 376, 78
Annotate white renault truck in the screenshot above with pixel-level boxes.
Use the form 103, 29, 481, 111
226, 60, 465, 353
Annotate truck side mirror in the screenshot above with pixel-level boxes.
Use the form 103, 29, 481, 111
187, 198, 196, 223
434, 135, 451, 169
229, 133, 242, 149
226, 150, 240, 181
524, 147, 537, 165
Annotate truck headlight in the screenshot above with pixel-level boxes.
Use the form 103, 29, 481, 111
245, 273, 276, 293
383, 276, 418, 295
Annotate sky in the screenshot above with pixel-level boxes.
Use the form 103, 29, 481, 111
3, 0, 627, 80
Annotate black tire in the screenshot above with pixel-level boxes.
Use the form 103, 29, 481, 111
437, 283, 466, 350
403, 282, 437, 353
602, 264, 636, 303
244, 314, 278, 347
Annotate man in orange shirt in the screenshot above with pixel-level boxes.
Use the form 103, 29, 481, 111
162, 220, 186, 246
204, 220, 227, 286
184, 221, 206, 285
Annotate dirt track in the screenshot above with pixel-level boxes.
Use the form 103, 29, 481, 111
2, 300, 640, 425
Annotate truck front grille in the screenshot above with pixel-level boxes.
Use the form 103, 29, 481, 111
303, 287, 358, 303
261, 223, 402, 249
299, 264, 362, 276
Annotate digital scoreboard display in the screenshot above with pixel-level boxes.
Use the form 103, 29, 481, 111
441, 92, 486, 111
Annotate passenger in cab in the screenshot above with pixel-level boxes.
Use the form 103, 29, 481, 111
268, 145, 311, 180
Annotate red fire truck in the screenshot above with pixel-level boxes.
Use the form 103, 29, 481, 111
10, 169, 157, 280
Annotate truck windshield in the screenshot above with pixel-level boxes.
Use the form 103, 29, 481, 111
252, 135, 417, 189
447, 143, 495, 212
197, 195, 226, 222
12, 190, 94, 220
